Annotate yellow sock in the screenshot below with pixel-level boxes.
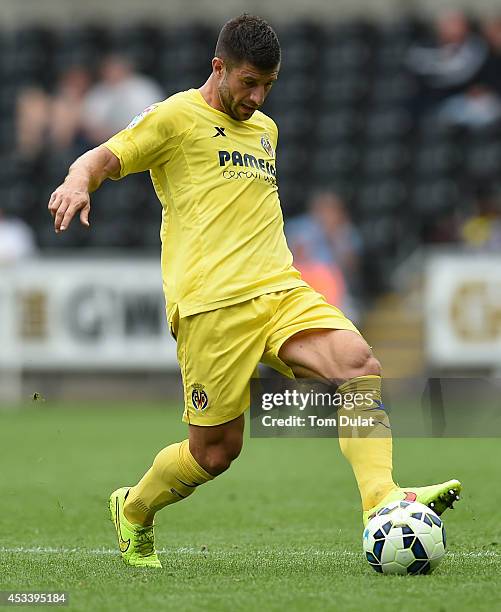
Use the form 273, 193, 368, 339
337, 375, 397, 511
124, 439, 213, 525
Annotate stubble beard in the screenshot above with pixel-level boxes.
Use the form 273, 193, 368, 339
218, 78, 240, 121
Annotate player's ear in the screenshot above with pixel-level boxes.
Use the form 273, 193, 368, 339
212, 57, 225, 79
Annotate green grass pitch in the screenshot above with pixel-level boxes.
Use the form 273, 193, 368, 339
1, 403, 500, 611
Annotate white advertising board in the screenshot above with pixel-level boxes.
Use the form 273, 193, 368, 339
425, 253, 501, 368
0, 257, 178, 370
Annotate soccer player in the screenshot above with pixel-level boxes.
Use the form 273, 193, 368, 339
48, 15, 461, 568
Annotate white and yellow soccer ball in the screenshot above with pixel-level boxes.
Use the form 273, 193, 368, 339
362, 500, 446, 575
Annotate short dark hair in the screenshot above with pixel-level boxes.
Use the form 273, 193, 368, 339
215, 14, 281, 71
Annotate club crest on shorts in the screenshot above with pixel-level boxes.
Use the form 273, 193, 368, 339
261, 133, 275, 158
191, 383, 209, 411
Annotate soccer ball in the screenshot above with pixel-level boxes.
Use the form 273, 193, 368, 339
362, 500, 446, 575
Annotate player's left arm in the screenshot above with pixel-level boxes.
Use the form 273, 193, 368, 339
269, 117, 279, 152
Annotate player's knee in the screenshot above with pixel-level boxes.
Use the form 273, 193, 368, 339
361, 355, 382, 378
339, 342, 381, 380
197, 439, 243, 476
202, 447, 240, 476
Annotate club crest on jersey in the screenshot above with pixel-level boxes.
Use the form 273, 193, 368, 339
191, 383, 209, 412
126, 104, 158, 129
261, 134, 275, 158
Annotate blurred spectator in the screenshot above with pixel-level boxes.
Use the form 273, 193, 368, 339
16, 66, 92, 158
406, 10, 489, 117
286, 191, 363, 320
81, 55, 164, 144
290, 239, 346, 309
480, 16, 501, 96
16, 87, 50, 158
0, 208, 37, 263
310, 192, 363, 284
50, 66, 93, 150
460, 185, 501, 251
435, 83, 501, 129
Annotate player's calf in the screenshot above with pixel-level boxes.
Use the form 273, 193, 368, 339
120, 415, 244, 529
190, 442, 242, 476
123, 439, 214, 527
189, 413, 245, 476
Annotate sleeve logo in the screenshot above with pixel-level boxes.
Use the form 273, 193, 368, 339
126, 104, 158, 130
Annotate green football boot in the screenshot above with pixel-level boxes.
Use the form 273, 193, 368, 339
363, 479, 462, 526
109, 487, 162, 568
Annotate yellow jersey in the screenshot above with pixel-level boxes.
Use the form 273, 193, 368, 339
104, 88, 305, 320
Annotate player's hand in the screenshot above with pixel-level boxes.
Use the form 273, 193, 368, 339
48, 184, 91, 233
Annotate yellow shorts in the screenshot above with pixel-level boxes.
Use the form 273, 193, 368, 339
172, 285, 360, 426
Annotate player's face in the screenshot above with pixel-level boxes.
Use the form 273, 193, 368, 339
216, 60, 279, 121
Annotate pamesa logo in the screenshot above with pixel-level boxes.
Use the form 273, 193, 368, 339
218, 149, 276, 180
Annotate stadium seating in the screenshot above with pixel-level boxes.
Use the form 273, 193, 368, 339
2, 19, 500, 292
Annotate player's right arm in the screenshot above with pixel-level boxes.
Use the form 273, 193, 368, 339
48, 95, 191, 233
48, 145, 121, 233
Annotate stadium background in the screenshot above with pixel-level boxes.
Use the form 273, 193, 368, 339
1, 0, 500, 401
0, 2, 500, 610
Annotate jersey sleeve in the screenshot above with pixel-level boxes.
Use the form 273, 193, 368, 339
268, 117, 279, 150
103, 96, 193, 178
